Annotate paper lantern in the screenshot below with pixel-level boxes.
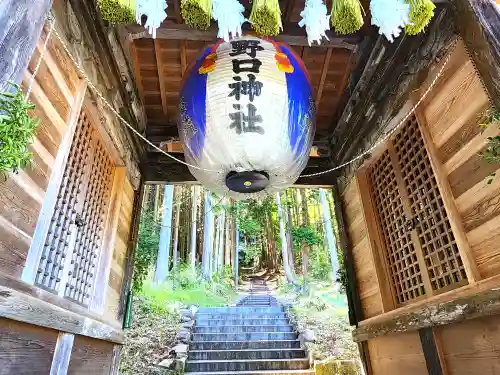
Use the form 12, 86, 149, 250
178, 36, 315, 199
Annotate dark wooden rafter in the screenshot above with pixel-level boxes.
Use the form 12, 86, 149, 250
331, 4, 456, 164
126, 23, 361, 50
284, 0, 296, 23
154, 39, 168, 118
180, 41, 187, 75
130, 39, 146, 103
315, 48, 333, 110
448, 0, 500, 109
173, 0, 182, 23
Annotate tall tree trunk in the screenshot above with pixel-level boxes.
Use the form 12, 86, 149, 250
202, 191, 214, 280
190, 186, 199, 271
301, 242, 309, 291
320, 188, 339, 281
285, 203, 295, 273
214, 214, 222, 273
234, 224, 239, 291
276, 192, 297, 285
219, 208, 226, 271
154, 185, 174, 282
172, 187, 180, 270
225, 209, 231, 265
300, 189, 310, 226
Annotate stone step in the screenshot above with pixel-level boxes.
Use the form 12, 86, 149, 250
185, 371, 315, 375
186, 358, 310, 372
194, 325, 294, 333
188, 348, 307, 361
197, 307, 283, 313
196, 318, 290, 326
189, 340, 301, 351
192, 332, 297, 342
196, 313, 287, 320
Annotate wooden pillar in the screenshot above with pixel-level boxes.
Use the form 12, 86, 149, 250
449, 0, 500, 108
0, 0, 52, 92
419, 328, 447, 375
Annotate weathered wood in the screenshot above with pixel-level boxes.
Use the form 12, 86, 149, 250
126, 23, 361, 49
419, 328, 445, 375
353, 277, 500, 342
50, 333, 75, 375
0, 284, 124, 344
448, 0, 500, 109
316, 48, 332, 110
0, 0, 52, 92
332, 5, 456, 165
67, 335, 114, 375
117, 182, 144, 321
0, 318, 58, 375
109, 345, 122, 375
154, 39, 168, 118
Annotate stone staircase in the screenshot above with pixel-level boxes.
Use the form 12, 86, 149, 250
185, 295, 314, 375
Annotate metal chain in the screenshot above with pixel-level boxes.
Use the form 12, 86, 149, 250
301, 48, 453, 178
25, 16, 55, 100
50, 25, 222, 173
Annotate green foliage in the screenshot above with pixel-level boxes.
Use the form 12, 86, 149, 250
98, 0, 135, 24
181, 0, 213, 30
310, 250, 333, 281
139, 264, 236, 309
291, 226, 322, 248
242, 243, 262, 267
479, 108, 500, 184
132, 210, 161, 292
405, 0, 435, 35
0, 82, 39, 177
331, 0, 364, 35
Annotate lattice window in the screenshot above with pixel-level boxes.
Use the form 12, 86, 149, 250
393, 116, 467, 293
368, 114, 466, 306
368, 150, 425, 305
36, 111, 115, 306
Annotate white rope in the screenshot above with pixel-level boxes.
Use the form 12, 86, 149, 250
301, 49, 452, 178
50, 25, 222, 174
26, 16, 55, 100
47, 13, 451, 180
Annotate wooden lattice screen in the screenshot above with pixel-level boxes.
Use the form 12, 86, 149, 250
368, 114, 467, 306
35, 111, 115, 306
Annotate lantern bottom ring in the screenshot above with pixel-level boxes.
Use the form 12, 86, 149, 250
225, 171, 270, 194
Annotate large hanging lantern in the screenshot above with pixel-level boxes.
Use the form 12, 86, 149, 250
178, 36, 315, 200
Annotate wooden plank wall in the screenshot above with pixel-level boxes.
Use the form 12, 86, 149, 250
419, 39, 500, 280
342, 179, 383, 319
342, 40, 500, 375
104, 179, 135, 324
0, 26, 81, 279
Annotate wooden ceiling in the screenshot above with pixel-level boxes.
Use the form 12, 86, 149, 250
126, 0, 366, 155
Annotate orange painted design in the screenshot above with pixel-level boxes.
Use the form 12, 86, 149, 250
275, 52, 294, 73
199, 53, 217, 74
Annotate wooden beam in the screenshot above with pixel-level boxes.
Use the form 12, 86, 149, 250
352, 273, 500, 342
126, 23, 361, 50
154, 39, 168, 118
130, 40, 145, 104
448, 0, 500, 109
173, 0, 182, 23
0, 0, 52, 92
418, 328, 445, 375
316, 48, 332, 110
284, 0, 296, 23
49, 333, 74, 375
142, 152, 336, 185
0, 284, 124, 343
332, 4, 456, 164
180, 41, 187, 76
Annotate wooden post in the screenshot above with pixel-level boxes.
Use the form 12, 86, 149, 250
49, 333, 74, 375
449, 0, 500, 108
0, 0, 52, 92
419, 328, 446, 375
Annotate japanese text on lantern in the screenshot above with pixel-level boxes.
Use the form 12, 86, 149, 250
229, 40, 265, 135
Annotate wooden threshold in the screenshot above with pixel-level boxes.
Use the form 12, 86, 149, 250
353, 274, 500, 342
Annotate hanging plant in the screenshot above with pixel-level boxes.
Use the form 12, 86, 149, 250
0, 82, 39, 177
249, 0, 283, 37
404, 0, 435, 35
370, 0, 411, 42
479, 108, 500, 184
212, 0, 247, 42
181, 0, 213, 30
98, 0, 136, 24
330, 0, 364, 35
135, 0, 168, 38
298, 0, 331, 46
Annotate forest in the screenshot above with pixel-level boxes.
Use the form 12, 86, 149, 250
133, 184, 343, 294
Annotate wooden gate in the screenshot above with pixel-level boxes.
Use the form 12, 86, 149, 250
367, 114, 468, 307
